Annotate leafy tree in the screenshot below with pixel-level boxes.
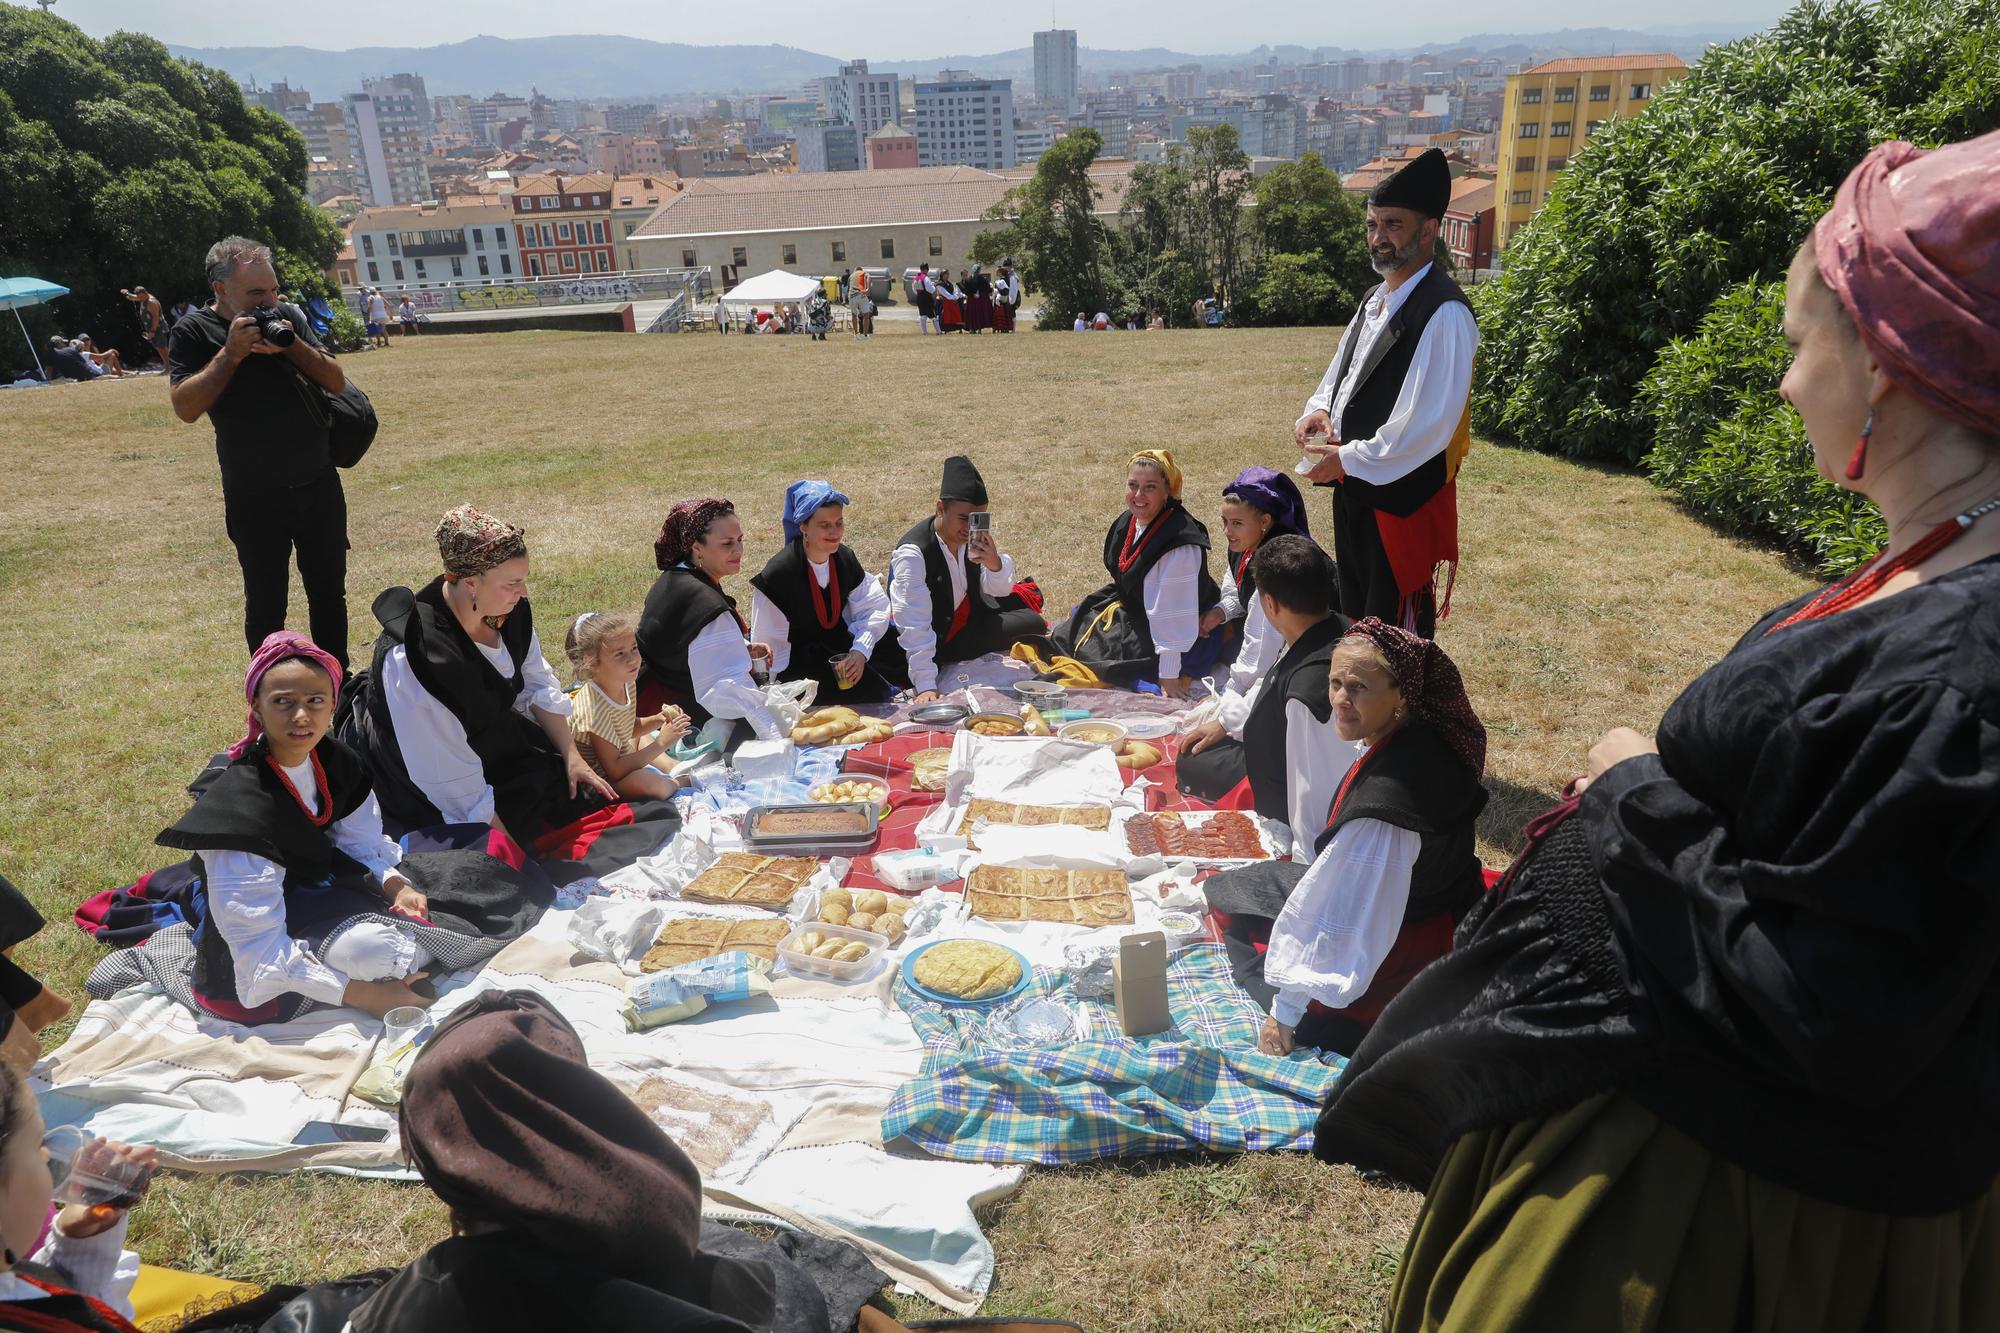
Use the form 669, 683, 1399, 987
1473, 0, 2000, 465
972, 129, 1115, 329
1237, 152, 1376, 326
0, 8, 340, 366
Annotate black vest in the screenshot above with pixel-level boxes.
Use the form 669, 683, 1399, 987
1315, 720, 1488, 923
897, 516, 999, 653
638, 565, 743, 724
1242, 615, 1349, 823
158, 737, 380, 1015
749, 540, 867, 655
1101, 503, 1220, 652
1323, 265, 1473, 518
365, 578, 565, 834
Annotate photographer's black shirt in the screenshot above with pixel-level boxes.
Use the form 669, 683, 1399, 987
168, 306, 333, 493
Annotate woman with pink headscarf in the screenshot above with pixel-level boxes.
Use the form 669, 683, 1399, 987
136, 632, 552, 1025
1314, 130, 2000, 1329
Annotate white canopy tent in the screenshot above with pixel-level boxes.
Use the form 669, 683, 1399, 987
716, 269, 823, 310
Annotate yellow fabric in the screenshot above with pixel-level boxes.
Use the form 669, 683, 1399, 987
1128, 449, 1182, 497
130, 1264, 261, 1330
1442, 401, 1474, 483
568, 678, 637, 780
1391, 1092, 2000, 1333
1007, 641, 1107, 688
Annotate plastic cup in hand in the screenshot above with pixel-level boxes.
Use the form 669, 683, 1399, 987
830, 654, 855, 690
41, 1126, 153, 1210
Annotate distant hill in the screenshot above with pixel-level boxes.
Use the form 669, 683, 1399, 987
167, 23, 1771, 101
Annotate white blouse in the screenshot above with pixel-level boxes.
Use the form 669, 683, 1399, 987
749, 558, 893, 675
887, 535, 1018, 694
688, 611, 782, 740
1217, 567, 1281, 700
1264, 815, 1422, 1027
1133, 528, 1202, 680
198, 758, 404, 1009
0, 1214, 140, 1318
1297, 262, 1482, 487
380, 629, 570, 826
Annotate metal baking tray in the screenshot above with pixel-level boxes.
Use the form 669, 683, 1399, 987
743, 801, 881, 855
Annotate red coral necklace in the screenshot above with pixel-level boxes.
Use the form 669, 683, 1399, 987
1766, 493, 2000, 634
266, 750, 334, 827
805, 556, 844, 630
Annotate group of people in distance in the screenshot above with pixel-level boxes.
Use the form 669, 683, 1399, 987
12, 132, 2000, 1333
905, 260, 1021, 335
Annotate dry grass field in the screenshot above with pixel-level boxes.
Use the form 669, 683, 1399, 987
0, 322, 1815, 1329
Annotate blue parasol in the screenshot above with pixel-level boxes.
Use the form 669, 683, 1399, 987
0, 277, 71, 384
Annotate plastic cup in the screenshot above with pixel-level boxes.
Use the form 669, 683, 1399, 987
42, 1125, 153, 1209
830, 654, 855, 690
381, 1005, 429, 1056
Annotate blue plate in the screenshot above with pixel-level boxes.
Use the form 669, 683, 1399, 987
900, 939, 1034, 1007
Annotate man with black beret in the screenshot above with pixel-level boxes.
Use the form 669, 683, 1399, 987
1293, 148, 1478, 638
888, 455, 1047, 703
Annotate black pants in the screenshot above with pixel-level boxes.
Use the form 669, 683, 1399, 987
1332, 490, 1437, 639
225, 471, 351, 668
1175, 736, 1248, 801
937, 602, 1048, 669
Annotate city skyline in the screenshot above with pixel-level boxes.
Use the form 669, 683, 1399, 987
52, 0, 1788, 63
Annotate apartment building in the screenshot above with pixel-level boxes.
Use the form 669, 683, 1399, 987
344, 74, 432, 207
913, 72, 1016, 169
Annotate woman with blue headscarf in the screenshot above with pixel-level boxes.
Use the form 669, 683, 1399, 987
748, 482, 909, 702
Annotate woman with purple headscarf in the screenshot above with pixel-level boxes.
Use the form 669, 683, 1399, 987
1315, 130, 2000, 1328
1176, 466, 1331, 802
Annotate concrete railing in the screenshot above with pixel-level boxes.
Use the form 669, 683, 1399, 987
346, 267, 712, 317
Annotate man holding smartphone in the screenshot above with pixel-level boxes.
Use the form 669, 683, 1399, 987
888, 455, 1047, 703
170, 235, 354, 668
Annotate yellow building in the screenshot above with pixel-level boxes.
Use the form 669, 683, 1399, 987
1494, 54, 1689, 254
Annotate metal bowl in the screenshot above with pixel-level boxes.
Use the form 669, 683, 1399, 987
1059, 719, 1129, 748
909, 702, 971, 727
963, 711, 1026, 737
1013, 680, 1069, 709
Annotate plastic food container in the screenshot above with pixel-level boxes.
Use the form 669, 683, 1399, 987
1059, 719, 1129, 747
778, 921, 889, 981
1013, 681, 1068, 710
963, 712, 1025, 737
744, 801, 880, 855
809, 779, 889, 813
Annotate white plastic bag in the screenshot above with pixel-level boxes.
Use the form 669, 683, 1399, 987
764, 679, 818, 736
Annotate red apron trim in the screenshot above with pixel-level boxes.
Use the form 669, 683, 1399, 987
1217, 777, 1256, 811
1374, 479, 1459, 626
945, 592, 971, 642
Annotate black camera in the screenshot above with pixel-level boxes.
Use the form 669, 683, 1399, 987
247, 306, 296, 347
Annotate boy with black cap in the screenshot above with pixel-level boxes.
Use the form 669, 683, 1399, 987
888, 456, 1047, 703
1293, 147, 1479, 638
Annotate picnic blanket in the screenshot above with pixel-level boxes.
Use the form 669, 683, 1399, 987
885, 943, 1343, 1164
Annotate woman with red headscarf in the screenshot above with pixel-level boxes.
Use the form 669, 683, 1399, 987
1316, 130, 2000, 1329
125, 632, 553, 1025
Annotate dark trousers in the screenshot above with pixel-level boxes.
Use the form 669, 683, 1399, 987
938, 603, 1048, 667
224, 470, 351, 668
1332, 490, 1437, 639
1175, 736, 1247, 801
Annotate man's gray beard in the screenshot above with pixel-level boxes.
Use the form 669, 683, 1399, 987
1370, 238, 1423, 275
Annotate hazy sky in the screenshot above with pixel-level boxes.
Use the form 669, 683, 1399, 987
51, 0, 1785, 56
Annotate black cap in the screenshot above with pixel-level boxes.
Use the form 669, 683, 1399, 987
940, 455, 987, 504
1369, 147, 1451, 220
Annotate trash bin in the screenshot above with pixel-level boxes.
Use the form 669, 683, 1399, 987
820, 275, 841, 301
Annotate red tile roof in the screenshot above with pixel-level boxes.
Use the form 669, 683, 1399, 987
1522, 54, 1688, 74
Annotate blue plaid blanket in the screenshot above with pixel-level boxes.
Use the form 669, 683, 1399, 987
883, 943, 1344, 1164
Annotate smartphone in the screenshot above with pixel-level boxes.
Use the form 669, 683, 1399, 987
291, 1120, 390, 1147
968, 511, 992, 534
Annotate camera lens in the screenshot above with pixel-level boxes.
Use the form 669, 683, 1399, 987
251, 307, 296, 347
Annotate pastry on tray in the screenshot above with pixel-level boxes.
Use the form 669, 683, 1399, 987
962, 799, 1113, 831
641, 916, 791, 972
964, 864, 1134, 926
682, 852, 820, 908
912, 939, 1024, 999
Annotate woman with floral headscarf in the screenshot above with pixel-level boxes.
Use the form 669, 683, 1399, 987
1047, 450, 1223, 697
1318, 131, 2000, 1330
747, 481, 908, 702
356, 506, 617, 850
1204, 618, 1487, 1058
146, 631, 551, 1024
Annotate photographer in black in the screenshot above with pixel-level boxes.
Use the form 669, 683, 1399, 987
170, 236, 353, 668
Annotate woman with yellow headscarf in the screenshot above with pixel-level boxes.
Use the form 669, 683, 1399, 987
1046, 450, 1223, 697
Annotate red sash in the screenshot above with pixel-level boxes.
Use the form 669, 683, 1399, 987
1374, 478, 1459, 625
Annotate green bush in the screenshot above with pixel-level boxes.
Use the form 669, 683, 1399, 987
0, 9, 340, 363
325, 305, 367, 354
1641, 281, 1885, 573
1474, 0, 2000, 466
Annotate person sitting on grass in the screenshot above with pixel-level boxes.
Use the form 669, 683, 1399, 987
73, 338, 124, 377
749, 481, 909, 702
0, 1062, 157, 1333
562, 611, 691, 802
341, 989, 799, 1332
1176, 535, 1355, 854
355, 506, 620, 849
637, 499, 782, 749
1205, 619, 1487, 1058
1046, 450, 1223, 698
41, 339, 106, 383
157, 632, 553, 1025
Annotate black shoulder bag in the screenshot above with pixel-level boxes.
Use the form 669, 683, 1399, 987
285, 302, 379, 468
